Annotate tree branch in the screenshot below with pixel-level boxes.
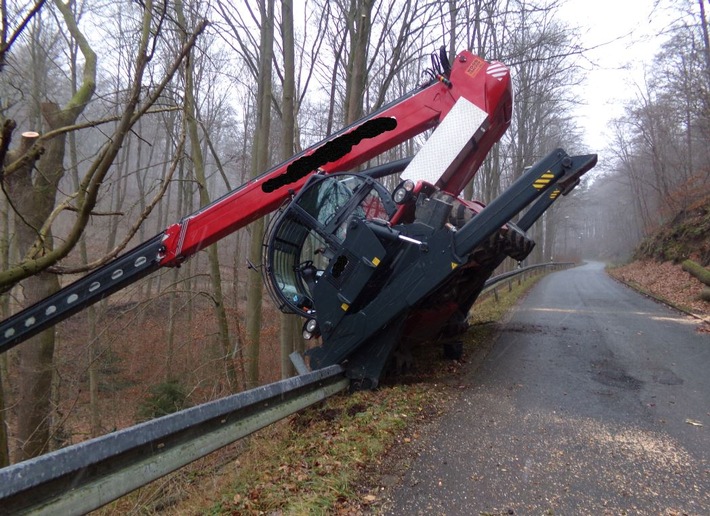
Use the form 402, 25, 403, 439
0, 8, 206, 291
0, 0, 47, 72
49, 121, 187, 275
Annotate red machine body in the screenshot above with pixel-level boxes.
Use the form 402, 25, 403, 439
1, 48, 595, 389
158, 51, 512, 268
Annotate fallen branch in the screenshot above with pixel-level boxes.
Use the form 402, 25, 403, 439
682, 259, 710, 286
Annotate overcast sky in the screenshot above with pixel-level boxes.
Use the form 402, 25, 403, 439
558, 0, 676, 154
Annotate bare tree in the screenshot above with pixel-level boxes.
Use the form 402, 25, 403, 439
1, 0, 206, 460
175, 0, 238, 392
243, 0, 275, 388
3, 0, 97, 460
279, 0, 301, 379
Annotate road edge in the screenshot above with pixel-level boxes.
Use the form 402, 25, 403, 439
607, 268, 710, 324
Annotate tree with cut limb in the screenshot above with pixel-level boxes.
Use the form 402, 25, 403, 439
0, 0, 206, 460
3, 0, 97, 460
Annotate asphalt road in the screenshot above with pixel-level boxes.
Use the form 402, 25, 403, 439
386, 261, 709, 515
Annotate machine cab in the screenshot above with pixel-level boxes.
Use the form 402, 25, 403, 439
263, 173, 397, 316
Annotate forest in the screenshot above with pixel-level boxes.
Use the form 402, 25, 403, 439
0, 0, 708, 469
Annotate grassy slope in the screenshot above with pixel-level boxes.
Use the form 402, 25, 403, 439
135, 274, 545, 515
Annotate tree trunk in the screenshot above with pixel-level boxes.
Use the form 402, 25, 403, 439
279, 0, 300, 379
344, 0, 373, 125
175, 0, 238, 392
14, 272, 59, 460
165, 158, 186, 382
326, 33, 346, 137
698, 0, 710, 86
245, 0, 275, 388
0, 368, 8, 466
682, 259, 710, 286
448, 0, 457, 63
10, 107, 67, 459
0, 175, 10, 466
6, 0, 96, 458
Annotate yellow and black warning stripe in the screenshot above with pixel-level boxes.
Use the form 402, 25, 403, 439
549, 187, 561, 199
533, 171, 555, 190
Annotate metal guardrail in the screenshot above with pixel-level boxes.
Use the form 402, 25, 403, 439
0, 262, 573, 514
481, 262, 575, 296
0, 365, 348, 515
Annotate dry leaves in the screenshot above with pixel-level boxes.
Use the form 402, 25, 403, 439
610, 261, 709, 317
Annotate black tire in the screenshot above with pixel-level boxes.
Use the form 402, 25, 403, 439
503, 226, 535, 261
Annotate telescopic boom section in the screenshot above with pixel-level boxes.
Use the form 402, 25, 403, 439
159, 51, 512, 266
0, 50, 511, 353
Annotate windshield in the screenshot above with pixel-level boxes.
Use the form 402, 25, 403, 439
298, 176, 354, 227
264, 174, 395, 315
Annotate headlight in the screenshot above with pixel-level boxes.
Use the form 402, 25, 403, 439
393, 187, 407, 203
302, 319, 320, 340
393, 179, 415, 204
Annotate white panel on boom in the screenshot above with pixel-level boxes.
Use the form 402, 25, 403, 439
400, 97, 488, 185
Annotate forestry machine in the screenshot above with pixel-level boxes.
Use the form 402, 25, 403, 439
0, 48, 596, 389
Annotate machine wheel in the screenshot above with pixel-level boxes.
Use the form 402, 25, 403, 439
471, 233, 502, 265
502, 226, 535, 262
